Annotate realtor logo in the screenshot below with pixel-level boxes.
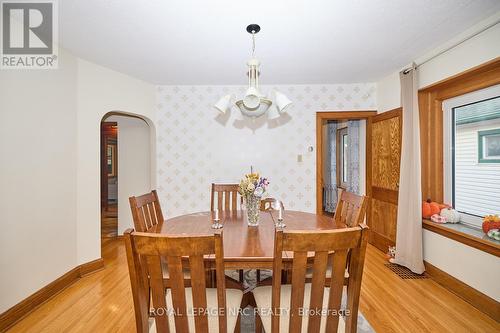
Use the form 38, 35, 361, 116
1, 0, 58, 69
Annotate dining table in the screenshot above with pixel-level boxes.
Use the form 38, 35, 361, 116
149, 209, 347, 270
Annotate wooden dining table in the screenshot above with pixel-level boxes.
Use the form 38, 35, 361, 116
149, 209, 346, 270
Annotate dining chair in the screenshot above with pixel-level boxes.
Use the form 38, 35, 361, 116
260, 198, 284, 212
124, 229, 243, 333
210, 183, 245, 284
253, 225, 369, 333
305, 190, 368, 286
210, 183, 242, 212
333, 189, 368, 228
129, 190, 164, 232
129, 190, 190, 287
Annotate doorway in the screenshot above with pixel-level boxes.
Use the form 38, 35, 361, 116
316, 111, 376, 216
101, 122, 118, 239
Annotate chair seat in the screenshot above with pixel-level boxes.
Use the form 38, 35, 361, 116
149, 288, 243, 333
253, 283, 345, 333
305, 265, 349, 279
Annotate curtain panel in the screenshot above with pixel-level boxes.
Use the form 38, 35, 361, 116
393, 64, 425, 274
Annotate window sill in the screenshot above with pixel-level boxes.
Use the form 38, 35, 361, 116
422, 219, 500, 258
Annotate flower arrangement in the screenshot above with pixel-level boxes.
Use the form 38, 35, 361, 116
238, 172, 269, 226
238, 173, 269, 198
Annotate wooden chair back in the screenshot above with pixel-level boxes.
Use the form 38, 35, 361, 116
129, 190, 164, 232
210, 183, 242, 212
260, 198, 285, 212
124, 229, 228, 333
271, 225, 369, 333
334, 189, 367, 227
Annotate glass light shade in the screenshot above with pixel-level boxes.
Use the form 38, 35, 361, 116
214, 94, 232, 114
275, 91, 292, 113
267, 105, 281, 120
236, 98, 272, 117
243, 87, 261, 109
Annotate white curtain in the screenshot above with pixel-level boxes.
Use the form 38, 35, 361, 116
393, 64, 425, 274
347, 120, 360, 194
324, 122, 338, 212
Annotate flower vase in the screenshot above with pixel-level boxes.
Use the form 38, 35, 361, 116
245, 195, 261, 227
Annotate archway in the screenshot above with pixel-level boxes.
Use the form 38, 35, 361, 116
100, 111, 156, 248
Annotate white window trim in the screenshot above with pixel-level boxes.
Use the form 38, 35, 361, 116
442, 84, 500, 228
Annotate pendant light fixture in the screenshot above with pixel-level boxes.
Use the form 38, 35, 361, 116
214, 24, 292, 117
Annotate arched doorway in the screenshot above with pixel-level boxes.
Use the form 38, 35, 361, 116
100, 112, 155, 247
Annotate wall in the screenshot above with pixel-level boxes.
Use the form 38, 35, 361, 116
76, 59, 156, 264
106, 115, 152, 234
156, 84, 376, 218
377, 18, 500, 111
0, 48, 78, 313
376, 17, 500, 300
0, 50, 155, 312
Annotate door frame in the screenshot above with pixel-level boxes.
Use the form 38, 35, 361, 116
316, 111, 377, 215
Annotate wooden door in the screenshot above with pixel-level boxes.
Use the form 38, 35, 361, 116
366, 108, 402, 252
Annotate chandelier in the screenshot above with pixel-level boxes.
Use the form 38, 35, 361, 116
214, 24, 292, 118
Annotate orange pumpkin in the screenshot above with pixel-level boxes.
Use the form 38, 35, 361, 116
422, 199, 447, 218
429, 202, 441, 215
422, 199, 432, 218
482, 221, 500, 233
482, 215, 500, 233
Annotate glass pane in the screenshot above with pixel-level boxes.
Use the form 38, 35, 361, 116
453, 96, 500, 218
484, 134, 500, 158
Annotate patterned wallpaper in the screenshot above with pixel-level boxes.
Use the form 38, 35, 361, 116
156, 84, 376, 218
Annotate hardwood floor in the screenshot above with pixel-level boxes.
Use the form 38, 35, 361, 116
6, 240, 499, 332
101, 204, 118, 238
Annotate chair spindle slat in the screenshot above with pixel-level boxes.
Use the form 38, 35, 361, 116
166, 255, 189, 332
325, 249, 348, 332
146, 255, 170, 333
289, 251, 308, 333
307, 251, 329, 333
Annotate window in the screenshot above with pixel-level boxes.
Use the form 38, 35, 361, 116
337, 127, 348, 189
443, 85, 500, 228
478, 128, 500, 163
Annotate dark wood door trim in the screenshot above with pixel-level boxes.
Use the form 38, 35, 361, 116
316, 111, 377, 215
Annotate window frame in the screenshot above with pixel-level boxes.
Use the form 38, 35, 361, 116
443, 85, 500, 228
478, 128, 500, 163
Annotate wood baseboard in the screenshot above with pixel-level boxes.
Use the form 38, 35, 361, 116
0, 258, 104, 332
424, 261, 500, 322
368, 230, 394, 253
79, 258, 104, 277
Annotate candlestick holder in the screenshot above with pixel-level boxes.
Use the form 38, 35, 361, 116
211, 218, 223, 229
275, 218, 286, 228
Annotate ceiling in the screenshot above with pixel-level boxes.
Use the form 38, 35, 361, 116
59, 0, 500, 85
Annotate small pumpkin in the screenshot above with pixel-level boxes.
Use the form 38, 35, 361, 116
440, 208, 460, 223
482, 215, 500, 233
422, 199, 432, 218
430, 202, 441, 216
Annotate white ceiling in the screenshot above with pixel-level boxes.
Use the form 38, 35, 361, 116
59, 0, 500, 85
